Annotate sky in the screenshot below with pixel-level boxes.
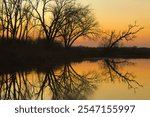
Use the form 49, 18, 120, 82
75, 0, 150, 47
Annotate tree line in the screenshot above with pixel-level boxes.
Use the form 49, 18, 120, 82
0, 0, 143, 49
0, 0, 99, 48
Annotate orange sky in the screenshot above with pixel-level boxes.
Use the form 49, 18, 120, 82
75, 0, 150, 47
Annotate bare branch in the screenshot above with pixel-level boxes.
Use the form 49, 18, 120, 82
100, 22, 144, 49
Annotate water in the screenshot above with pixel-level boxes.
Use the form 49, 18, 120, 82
0, 59, 150, 100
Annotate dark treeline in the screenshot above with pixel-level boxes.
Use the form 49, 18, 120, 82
0, 0, 99, 48
0, 0, 146, 69
0, 0, 143, 49
1, 40, 150, 73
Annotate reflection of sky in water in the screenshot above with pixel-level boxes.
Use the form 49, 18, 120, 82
86, 59, 150, 100
0, 59, 150, 100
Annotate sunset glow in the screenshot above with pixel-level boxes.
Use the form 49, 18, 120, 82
75, 0, 150, 47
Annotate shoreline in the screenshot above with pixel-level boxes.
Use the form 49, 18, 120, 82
1, 43, 150, 73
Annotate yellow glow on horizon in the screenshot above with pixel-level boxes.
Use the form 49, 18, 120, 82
1, 0, 149, 47
76, 0, 150, 47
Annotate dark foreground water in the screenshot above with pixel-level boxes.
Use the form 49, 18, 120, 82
0, 59, 150, 100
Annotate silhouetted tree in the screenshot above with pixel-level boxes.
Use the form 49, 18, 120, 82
58, 4, 99, 48
100, 22, 143, 53
0, 0, 33, 40
29, 0, 99, 46
0, 0, 4, 40
29, 0, 70, 44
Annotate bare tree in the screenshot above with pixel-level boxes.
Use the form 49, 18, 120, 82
0, 0, 5, 40
29, 0, 73, 44
0, 0, 33, 40
29, 0, 99, 46
58, 4, 99, 48
0, 0, 7, 40
100, 22, 144, 51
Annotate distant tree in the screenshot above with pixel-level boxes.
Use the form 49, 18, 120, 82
100, 22, 144, 52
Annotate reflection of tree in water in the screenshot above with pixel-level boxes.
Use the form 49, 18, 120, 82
0, 59, 143, 100
101, 59, 143, 91
0, 72, 39, 100
36, 64, 98, 100
0, 64, 98, 100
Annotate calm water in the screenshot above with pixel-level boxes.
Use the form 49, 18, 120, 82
0, 59, 150, 100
